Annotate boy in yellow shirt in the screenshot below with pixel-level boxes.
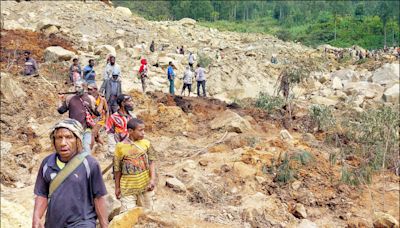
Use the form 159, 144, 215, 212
114, 118, 157, 211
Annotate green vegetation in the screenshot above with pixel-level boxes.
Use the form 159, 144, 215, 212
309, 104, 335, 132
255, 92, 285, 113
114, 1, 400, 50
274, 150, 314, 183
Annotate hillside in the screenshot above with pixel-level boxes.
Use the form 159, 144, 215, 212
0, 1, 399, 228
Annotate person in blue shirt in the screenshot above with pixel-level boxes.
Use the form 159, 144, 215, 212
83, 59, 96, 84
167, 61, 175, 95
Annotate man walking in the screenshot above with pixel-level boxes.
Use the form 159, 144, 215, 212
32, 119, 108, 228
100, 73, 122, 114
188, 52, 195, 69
57, 80, 100, 154
103, 55, 121, 81
181, 66, 193, 96
195, 63, 207, 97
167, 61, 175, 95
105, 94, 135, 157
83, 59, 96, 84
23, 50, 38, 76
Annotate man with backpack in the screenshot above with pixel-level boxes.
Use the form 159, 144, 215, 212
32, 119, 108, 228
57, 80, 100, 154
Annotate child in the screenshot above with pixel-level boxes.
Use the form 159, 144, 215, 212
114, 118, 157, 211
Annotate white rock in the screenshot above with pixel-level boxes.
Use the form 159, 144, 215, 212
115, 7, 132, 17
0, 141, 12, 156
165, 177, 186, 192
331, 77, 343, 90
343, 82, 384, 99
297, 219, 318, 228
293, 203, 307, 219
373, 212, 399, 228
372, 63, 400, 86
310, 96, 338, 106
210, 110, 252, 133
115, 39, 125, 50
158, 56, 175, 67
3, 20, 24, 30
94, 45, 116, 57
36, 18, 61, 31
331, 69, 359, 81
179, 18, 196, 27
0, 73, 27, 100
116, 29, 125, 35
280, 130, 293, 141
44, 46, 75, 62
383, 83, 399, 104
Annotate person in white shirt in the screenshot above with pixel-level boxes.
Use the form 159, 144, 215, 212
181, 66, 193, 96
103, 55, 121, 81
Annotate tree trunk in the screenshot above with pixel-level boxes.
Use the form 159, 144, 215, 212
384, 22, 387, 48
334, 15, 337, 41
279, 6, 283, 21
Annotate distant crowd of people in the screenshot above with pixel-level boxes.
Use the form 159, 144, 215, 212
324, 45, 400, 61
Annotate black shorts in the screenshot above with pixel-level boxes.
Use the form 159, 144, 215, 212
183, 83, 192, 91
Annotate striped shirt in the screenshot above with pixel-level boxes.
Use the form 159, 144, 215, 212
114, 139, 156, 195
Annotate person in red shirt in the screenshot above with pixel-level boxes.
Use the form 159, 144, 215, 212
138, 59, 148, 93
105, 94, 135, 157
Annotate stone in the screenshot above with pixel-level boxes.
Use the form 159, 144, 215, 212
199, 160, 208, 166
210, 110, 252, 133
42, 25, 59, 36
383, 83, 399, 104
115, 6, 132, 17
165, 177, 186, 192
297, 219, 318, 228
331, 69, 359, 81
115, 39, 125, 50
109, 208, 143, 228
331, 77, 343, 90
310, 96, 338, 106
292, 203, 307, 219
373, 212, 399, 228
116, 29, 125, 35
94, 45, 116, 57
372, 63, 400, 86
343, 82, 384, 99
291, 180, 302, 190
44, 46, 75, 62
280, 130, 293, 141
3, 20, 25, 30
0, 73, 27, 101
179, 18, 196, 27
0, 141, 12, 156
36, 18, 61, 31
233, 162, 256, 178
158, 56, 175, 67
255, 176, 266, 184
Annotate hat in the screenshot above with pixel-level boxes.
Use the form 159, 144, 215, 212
50, 119, 84, 142
87, 82, 97, 89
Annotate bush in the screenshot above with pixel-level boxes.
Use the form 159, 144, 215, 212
255, 92, 285, 113
309, 104, 336, 132
274, 150, 315, 184
197, 52, 212, 68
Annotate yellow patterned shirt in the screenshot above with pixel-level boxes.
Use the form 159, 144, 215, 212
114, 139, 156, 195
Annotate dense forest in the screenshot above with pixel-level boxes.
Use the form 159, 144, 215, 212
114, 1, 400, 50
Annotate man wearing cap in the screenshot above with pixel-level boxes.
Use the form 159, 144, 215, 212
103, 55, 121, 81
32, 119, 108, 228
58, 80, 100, 154
100, 72, 122, 114
105, 94, 135, 157
87, 82, 108, 149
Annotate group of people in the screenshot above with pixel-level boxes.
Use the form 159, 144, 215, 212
34, 79, 156, 227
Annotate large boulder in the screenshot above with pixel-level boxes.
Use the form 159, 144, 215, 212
310, 96, 338, 106
3, 20, 25, 30
373, 212, 399, 228
210, 110, 252, 133
94, 45, 116, 57
179, 18, 196, 27
109, 208, 143, 228
331, 77, 343, 90
0, 73, 27, 101
44, 46, 75, 62
0, 141, 12, 156
115, 6, 132, 17
36, 19, 61, 31
383, 83, 400, 104
158, 56, 174, 67
343, 82, 384, 99
331, 69, 359, 81
372, 63, 400, 86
